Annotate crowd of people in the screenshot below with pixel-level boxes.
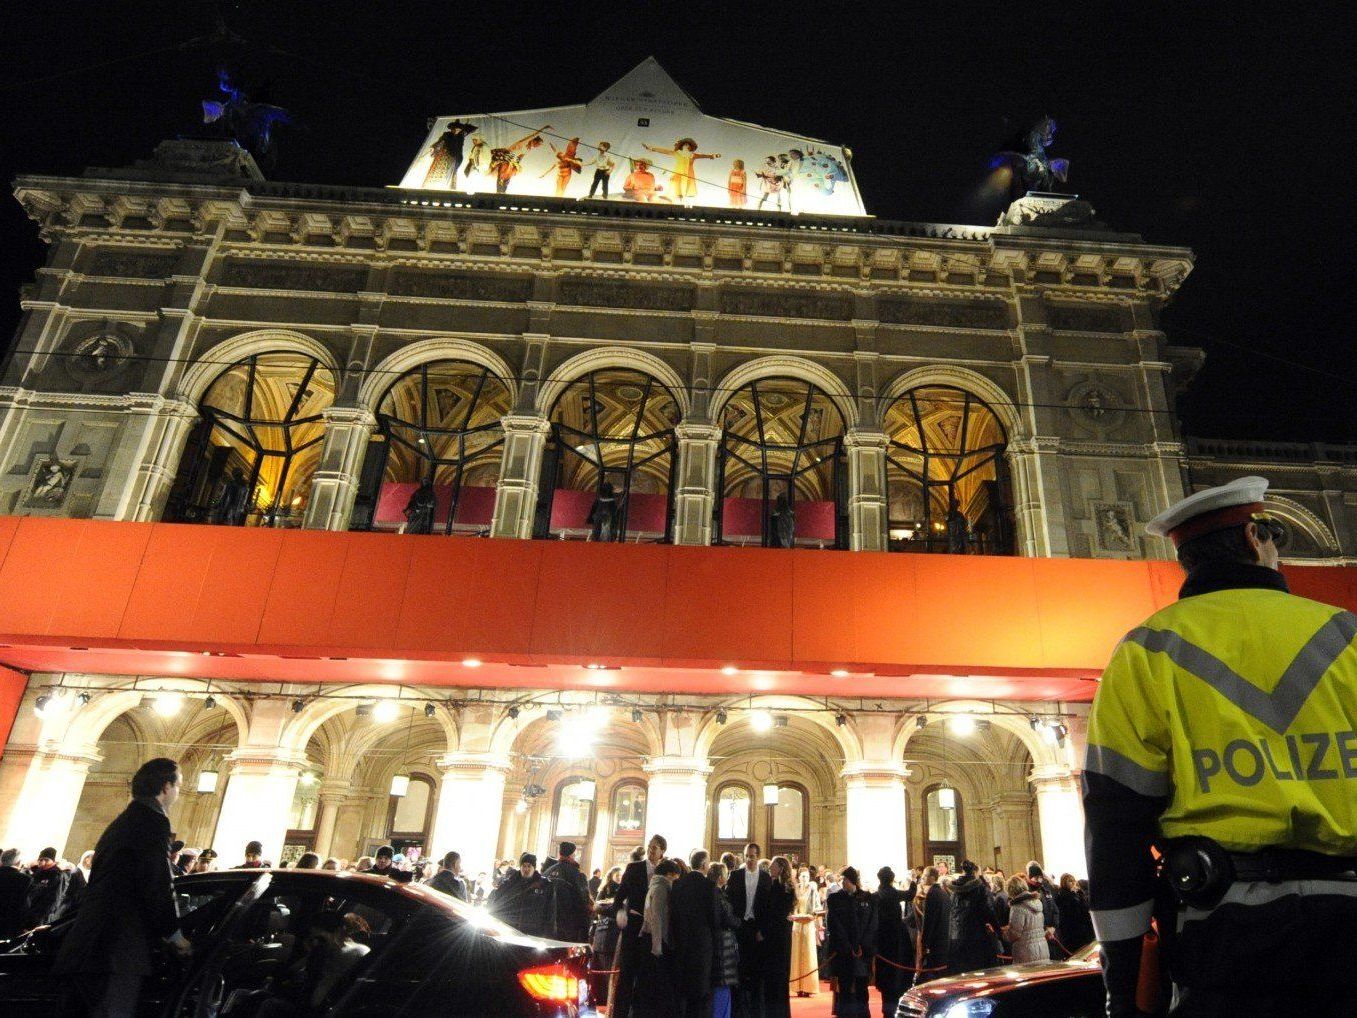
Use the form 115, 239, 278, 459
3, 815, 1095, 1018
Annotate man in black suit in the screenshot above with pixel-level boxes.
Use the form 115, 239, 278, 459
610, 832, 667, 1018
0, 847, 33, 938
670, 849, 723, 1018
544, 841, 593, 943
725, 841, 773, 1018
54, 757, 190, 1018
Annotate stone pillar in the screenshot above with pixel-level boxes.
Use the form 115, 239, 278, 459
672, 423, 721, 546
212, 748, 307, 865
491, 415, 552, 539
643, 756, 712, 861
111, 398, 200, 521
428, 753, 512, 876
844, 428, 888, 552
1030, 764, 1088, 878
842, 761, 909, 887
303, 406, 377, 531
312, 779, 350, 858
1, 745, 100, 859
987, 791, 1037, 873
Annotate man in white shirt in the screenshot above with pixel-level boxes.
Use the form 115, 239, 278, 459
725, 841, 773, 1018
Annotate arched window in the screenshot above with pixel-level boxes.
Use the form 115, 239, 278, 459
883, 385, 1012, 554
537, 368, 679, 542
352, 360, 512, 533
387, 773, 436, 857
922, 784, 965, 871
165, 351, 336, 526
611, 782, 647, 839
767, 782, 809, 865
713, 782, 753, 858
554, 778, 597, 840
718, 378, 847, 548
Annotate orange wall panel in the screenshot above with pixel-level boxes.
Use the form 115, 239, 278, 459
659, 546, 795, 667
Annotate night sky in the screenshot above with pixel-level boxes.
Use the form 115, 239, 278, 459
1, 4, 1348, 443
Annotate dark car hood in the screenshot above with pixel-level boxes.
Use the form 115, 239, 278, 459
903, 955, 1101, 1007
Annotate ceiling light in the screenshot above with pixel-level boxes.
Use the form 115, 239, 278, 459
575, 779, 596, 802
750, 710, 773, 733
291, 699, 305, 713
154, 692, 183, 717
916, 715, 928, 729
298, 771, 318, 786
831, 669, 849, 678
203, 695, 217, 710
196, 769, 219, 794
372, 700, 400, 723
715, 709, 728, 725
355, 703, 372, 718
424, 703, 437, 718
774, 715, 789, 728
721, 666, 739, 676
948, 715, 977, 737
835, 713, 847, 727
507, 706, 520, 720
390, 774, 410, 797
937, 786, 957, 810
76, 692, 91, 706
514, 799, 528, 814
762, 784, 780, 806
631, 708, 643, 723
462, 658, 482, 668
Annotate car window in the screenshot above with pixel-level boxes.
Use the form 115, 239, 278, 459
173, 881, 245, 940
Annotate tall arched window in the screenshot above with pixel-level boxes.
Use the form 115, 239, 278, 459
883, 385, 1012, 554
537, 368, 679, 542
554, 778, 597, 840
767, 782, 809, 865
165, 351, 335, 526
352, 360, 512, 533
923, 784, 965, 870
611, 782, 647, 840
718, 378, 847, 548
713, 782, 753, 859
387, 773, 435, 856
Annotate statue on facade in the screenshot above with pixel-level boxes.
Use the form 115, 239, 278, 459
201, 70, 292, 167
770, 493, 797, 548
587, 481, 619, 542
404, 481, 437, 535
211, 467, 251, 526
945, 499, 970, 555
990, 116, 1069, 201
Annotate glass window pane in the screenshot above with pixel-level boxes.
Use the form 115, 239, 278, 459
393, 778, 432, 832
717, 786, 750, 840
772, 786, 804, 841
613, 785, 646, 837
556, 781, 593, 838
925, 789, 960, 842
288, 780, 318, 831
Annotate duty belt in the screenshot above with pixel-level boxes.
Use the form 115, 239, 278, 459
1227, 848, 1357, 883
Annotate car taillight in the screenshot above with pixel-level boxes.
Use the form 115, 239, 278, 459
517, 961, 579, 1003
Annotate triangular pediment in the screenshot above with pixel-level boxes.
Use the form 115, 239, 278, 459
589, 57, 701, 112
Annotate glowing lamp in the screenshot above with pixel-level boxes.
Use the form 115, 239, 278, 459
750, 710, 773, 733
937, 787, 957, 810
154, 692, 183, 717
372, 700, 401, 723
196, 769, 219, 794
948, 715, 977, 737
390, 774, 411, 797
576, 780, 596, 802
762, 784, 780, 806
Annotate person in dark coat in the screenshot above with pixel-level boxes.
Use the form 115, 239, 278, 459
588, 868, 603, 900
873, 867, 909, 1018
24, 846, 70, 929
725, 841, 773, 1018
826, 866, 877, 1018
54, 758, 190, 1018
544, 841, 593, 943
708, 863, 741, 1018
948, 861, 999, 975
1053, 873, 1094, 955
612, 834, 668, 1018
915, 866, 950, 982
427, 851, 469, 901
761, 856, 796, 1018
668, 850, 722, 1018
488, 853, 557, 938
0, 847, 34, 938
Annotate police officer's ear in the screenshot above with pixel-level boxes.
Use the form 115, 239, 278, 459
1243, 521, 1279, 568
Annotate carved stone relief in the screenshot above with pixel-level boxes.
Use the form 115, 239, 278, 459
84, 249, 179, 278
719, 288, 853, 321
387, 270, 533, 302
23, 457, 78, 509
556, 278, 695, 312
877, 298, 1011, 330
1066, 380, 1128, 433
218, 260, 368, 292
1091, 501, 1135, 555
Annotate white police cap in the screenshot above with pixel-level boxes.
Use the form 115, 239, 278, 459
1145, 475, 1269, 543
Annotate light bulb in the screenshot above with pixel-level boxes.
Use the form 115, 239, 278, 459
750, 710, 773, 733
372, 700, 401, 723
948, 715, 977, 737
154, 692, 183, 717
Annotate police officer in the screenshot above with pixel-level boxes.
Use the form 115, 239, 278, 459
1083, 476, 1357, 1017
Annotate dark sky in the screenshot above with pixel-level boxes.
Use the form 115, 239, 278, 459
1, 3, 1349, 442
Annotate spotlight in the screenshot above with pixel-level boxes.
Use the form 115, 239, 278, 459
1030, 716, 1044, 731
76, 692, 91, 706
721, 666, 739, 676
507, 706, 520, 720
291, 699, 305, 713
949, 715, 977, 737
835, 713, 847, 727
298, 771, 318, 786
774, 715, 789, 728
751, 710, 773, 732
514, 800, 528, 814
34, 695, 51, 716
546, 709, 563, 722
716, 709, 728, 725
831, 669, 849, 678
424, 703, 437, 718
372, 700, 400, 723
154, 692, 183, 717
355, 703, 372, 718
203, 695, 217, 710
631, 708, 644, 723
462, 658, 482, 668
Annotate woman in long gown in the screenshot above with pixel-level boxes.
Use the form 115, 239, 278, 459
789, 867, 821, 996
762, 856, 797, 1018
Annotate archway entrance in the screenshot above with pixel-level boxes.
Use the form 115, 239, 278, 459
165, 351, 335, 527
536, 368, 679, 542
717, 378, 847, 548
883, 385, 1013, 554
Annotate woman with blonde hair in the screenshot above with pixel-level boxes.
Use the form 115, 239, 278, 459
1003, 874, 1050, 963
789, 865, 821, 997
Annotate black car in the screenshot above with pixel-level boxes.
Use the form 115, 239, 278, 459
0, 869, 591, 1018
897, 943, 1105, 1018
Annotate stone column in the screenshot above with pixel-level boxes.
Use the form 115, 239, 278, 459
1030, 764, 1088, 878
842, 761, 909, 887
672, 422, 721, 546
643, 756, 712, 861
312, 779, 350, 858
987, 791, 1038, 872
428, 753, 512, 876
303, 406, 378, 531
110, 397, 200, 521
212, 748, 307, 866
844, 428, 889, 552
1, 745, 100, 859
490, 415, 552, 539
